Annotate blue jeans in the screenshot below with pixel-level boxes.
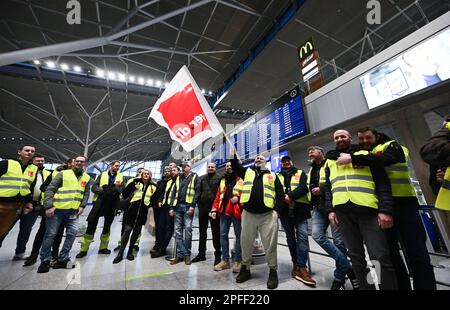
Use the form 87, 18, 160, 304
40, 209, 78, 263
280, 217, 309, 268
174, 203, 193, 258
15, 207, 40, 255
220, 214, 241, 262
312, 210, 351, 284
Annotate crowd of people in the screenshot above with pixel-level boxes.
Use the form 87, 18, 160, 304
0, 116, 448, 290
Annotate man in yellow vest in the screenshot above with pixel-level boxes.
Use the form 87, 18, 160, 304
13, 154, 51, 260
308, 146, 359, 290
231, 151, 285, 289
277, 155, 315, 286
23, 157, 74, 267
326, 130, 398, 290
169, 161, 200, 265
77, 160, 124, 258
338, 127, 436, 290
0, 145, 37, 247
150, 166, 172, 258
37, 155, 91, 273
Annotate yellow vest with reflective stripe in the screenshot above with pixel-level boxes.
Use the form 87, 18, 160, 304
218, 177, 244, 208
327, 150, 378, 209
93, 171, 124, 201
372, 141, 416, 197
130, 182, 156, 205
240, 169, 277, 209
435, 123, 450, 211
277, 171, 309, 204
53, 170, 91, 210
307, 163, 327, 201
0, 160, 38, 198
185, 174, 197, 204
165, 177, 180, 206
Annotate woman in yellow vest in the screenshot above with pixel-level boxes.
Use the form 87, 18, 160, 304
113, 169, 157, 263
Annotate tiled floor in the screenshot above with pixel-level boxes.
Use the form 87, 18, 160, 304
0, 212, 449, 290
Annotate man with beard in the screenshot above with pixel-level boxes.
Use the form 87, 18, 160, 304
192, 162, 222, 264
325, 129, 397, 290
337, 127, 436, 290
231, 151, 284, 289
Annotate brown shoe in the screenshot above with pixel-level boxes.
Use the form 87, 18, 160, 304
292, 266, 301, 278
170, 257, 183, 265
295, 267, 316, 287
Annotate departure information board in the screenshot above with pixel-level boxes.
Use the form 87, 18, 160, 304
212, 86, 307, 168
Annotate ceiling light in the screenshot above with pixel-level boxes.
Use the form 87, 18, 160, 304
147, 79, 154, 86
138, 77, 145, 84
201, 89, 206, 94
73, 65, 82, 73
96, 69, 105, 77
108, 72, 116, 80
155, 80, 162, 87
129, 76, 135, 83
46, 61, 56, 68
33, 60, 40, 65
118, 73, 126, 81
164, 82, 169, 88
208, 91, 212, 95
60, 63, 69, 70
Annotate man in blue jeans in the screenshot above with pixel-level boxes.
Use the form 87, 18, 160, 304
37, 155, 91, 273
277, 156, 315, 286
308, 146, 359, 290
169, 161, 200, 265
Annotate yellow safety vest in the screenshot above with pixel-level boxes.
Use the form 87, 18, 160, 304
165, 177, 180, 207
277, 170, 309, 204
217, 177, 244, 208
307, 162, 327, 201
435, 123, 450, 211
372, 141, 416, 197
185, 174, 197, 204
130, 182, 156, 205
327, 150, 378, 209
240, 169, 277, 209
53, 170, 91, 210
0, 160, 38, 198
93, 171, 124, 201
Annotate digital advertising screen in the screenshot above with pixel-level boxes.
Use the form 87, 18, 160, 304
360, 27, 450, 109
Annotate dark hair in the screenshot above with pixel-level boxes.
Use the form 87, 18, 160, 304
444, 114, 450, 122
32, 154, 44, 159
74, 155, 87, 161
110, 160, 120, 166
18, 145, 35, 151
137, 167, 144, 172
66, 157, 75, 165
357, 126, 378, 136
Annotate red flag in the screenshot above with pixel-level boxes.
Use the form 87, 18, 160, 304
149, 66, 223, 152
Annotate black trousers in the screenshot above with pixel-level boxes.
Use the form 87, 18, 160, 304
153, 206, 161, 248
158, 207, 174, 251
387, 205, 436, 290
197, 206, 221, 260
118, 224, 143, 255
29, 215, 64, 258
85, 213, 115, 236
336, 208, 398, 290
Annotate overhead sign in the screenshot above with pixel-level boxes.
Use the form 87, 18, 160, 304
297, 37, 315, 63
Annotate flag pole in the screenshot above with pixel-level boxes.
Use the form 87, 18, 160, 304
223, 131, 242, 163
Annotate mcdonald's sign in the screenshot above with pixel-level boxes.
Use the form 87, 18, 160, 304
297, 37, 315, 63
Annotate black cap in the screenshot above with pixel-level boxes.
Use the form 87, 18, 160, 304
281, 155, 291, 162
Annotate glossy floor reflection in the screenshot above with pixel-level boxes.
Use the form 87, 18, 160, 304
0, 211, 449, 290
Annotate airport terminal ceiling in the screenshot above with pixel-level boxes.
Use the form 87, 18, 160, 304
0, 0, 448, 166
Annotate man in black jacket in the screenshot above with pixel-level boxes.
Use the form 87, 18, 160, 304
192, 162, 222, 264
277, 156, 315, 286
326, 129, 397, 290
231, 152, 284, 289
337, 127, 436, 290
